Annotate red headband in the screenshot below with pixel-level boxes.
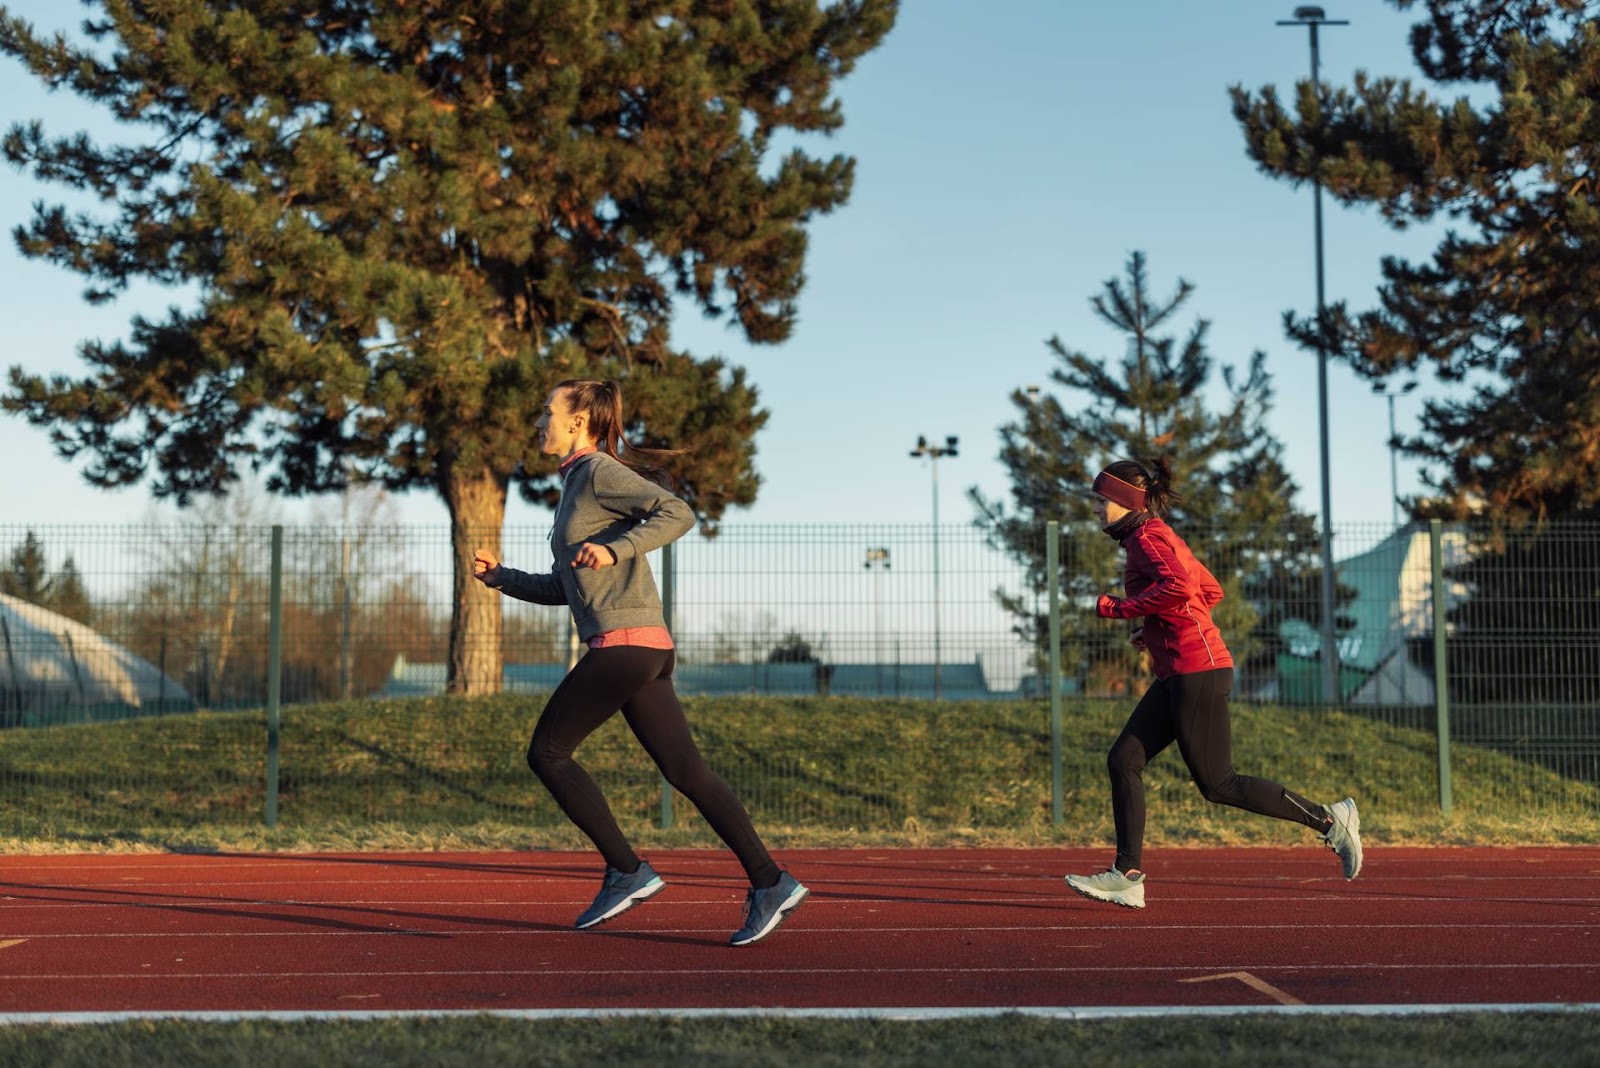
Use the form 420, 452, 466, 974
1093, 470, 1147, 512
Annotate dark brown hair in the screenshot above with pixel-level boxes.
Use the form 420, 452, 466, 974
1100, 456, 1182, 517
555, 379, 685, 489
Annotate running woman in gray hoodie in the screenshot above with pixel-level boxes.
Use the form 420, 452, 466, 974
473, 379, 805, 946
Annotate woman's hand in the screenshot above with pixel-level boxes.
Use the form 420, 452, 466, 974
571, 542, 617, 570
472, 548, 501, 583
1128, 625, 1147, 652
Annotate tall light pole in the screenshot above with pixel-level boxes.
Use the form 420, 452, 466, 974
1278, 5, 1348, 704
1373, 380, 1418, 531
1024, 385, 1043, 655
864, 547, 890, 694
910, 434, 958, 700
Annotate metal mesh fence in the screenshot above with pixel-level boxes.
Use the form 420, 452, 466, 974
666, 523, 1043, 699
0, 519, 1595, 837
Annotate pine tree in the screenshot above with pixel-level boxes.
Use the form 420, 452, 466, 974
47, 556, 94, 626
1231, 0, 1600, 522
0, 1, 895, 692
971, 253, 1337, 694
1, 531, 52, 604
0, 533, 94, 624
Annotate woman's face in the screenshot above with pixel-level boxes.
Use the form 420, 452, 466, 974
534, 389, 589, 457
1093, 492, 1130, 528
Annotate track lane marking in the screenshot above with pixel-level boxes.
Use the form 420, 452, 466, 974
0, 922, 1594, 939
1, 962, 1596, 981
1180, 971, 1305, 1005
0, 1004, 1597, 1025
4, 896, 1596, 910
5, 873, 1593, 888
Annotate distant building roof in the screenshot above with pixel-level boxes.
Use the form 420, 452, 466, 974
1277, 522, 1470, 703
0, 592, 191, 712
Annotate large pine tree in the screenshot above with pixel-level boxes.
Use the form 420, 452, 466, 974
1, 0, 895, 691
971, 253, 1335, 695
1, 532, 52, 606
1, 530, 94, 624
1231, 0, 1600, 522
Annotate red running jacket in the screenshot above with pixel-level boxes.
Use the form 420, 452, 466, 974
1095, 516, 1234, 680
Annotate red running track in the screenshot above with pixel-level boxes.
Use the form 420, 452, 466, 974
0, 847, 1596, 1013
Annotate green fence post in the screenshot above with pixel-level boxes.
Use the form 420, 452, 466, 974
659, 541, 675, 830
1047, 521, 1063, 827
1430, 518, 1453, 817
266, 524, 283, 828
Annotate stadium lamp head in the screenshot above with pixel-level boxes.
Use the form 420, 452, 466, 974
1279, 6, 1345, 26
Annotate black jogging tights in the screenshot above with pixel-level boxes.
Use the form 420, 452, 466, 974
527, 645, 779, 889
1107, 668, 1330, 873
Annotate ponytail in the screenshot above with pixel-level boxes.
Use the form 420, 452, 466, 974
555, 379, 686, 489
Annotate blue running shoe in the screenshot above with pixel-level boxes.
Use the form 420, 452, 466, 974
730, 871, 808, 946
574, 861, 666, 930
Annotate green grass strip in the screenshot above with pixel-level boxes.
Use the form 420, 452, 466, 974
0, 1012, 1596, 1067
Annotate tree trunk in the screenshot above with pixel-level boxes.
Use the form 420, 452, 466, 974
212, 528, 245, 697
441, 463, 508, 694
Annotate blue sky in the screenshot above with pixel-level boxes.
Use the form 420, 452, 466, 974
2, 1, 1445, 536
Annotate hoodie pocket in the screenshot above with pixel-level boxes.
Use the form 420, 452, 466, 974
568, 563, 603, 608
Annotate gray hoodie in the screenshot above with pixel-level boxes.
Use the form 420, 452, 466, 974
484, 451, 695, 641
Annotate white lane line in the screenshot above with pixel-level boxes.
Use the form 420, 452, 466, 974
0, 962, 1597, 982
0, 1004, 1597, 1026
3, 895, 1595, 909
2, 878, 1594, 898
1, 922, 1594, 939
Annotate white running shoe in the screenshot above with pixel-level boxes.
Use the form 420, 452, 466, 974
1322, 797, 1363, 880
1065, 867, 1146, 909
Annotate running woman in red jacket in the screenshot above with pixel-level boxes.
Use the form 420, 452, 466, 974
1064, 458, 1363, 909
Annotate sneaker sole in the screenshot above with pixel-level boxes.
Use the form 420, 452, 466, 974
575, 876, 666, 930
1065, 877, 1145, 910
730, 884, 809, 946
1343, 819, 1363, 882
1331, 800, 1363, 881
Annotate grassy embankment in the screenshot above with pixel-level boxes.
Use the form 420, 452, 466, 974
2, 694, 1593, 852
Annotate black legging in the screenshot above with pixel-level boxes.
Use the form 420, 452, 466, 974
1108, 667, 1327, 873
527, 645, 779, 889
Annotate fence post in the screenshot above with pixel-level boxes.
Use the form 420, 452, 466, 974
659, 541, 675, 830
266, 525, 284, 828
1047, 521, 1063, 828
1430, 518, 1453, 816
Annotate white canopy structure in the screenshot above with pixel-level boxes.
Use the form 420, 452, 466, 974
0, 592, 189, 711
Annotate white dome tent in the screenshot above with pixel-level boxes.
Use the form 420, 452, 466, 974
0, 592, 191, 726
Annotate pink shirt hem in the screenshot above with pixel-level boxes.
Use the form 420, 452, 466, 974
588, 627, 675, 650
